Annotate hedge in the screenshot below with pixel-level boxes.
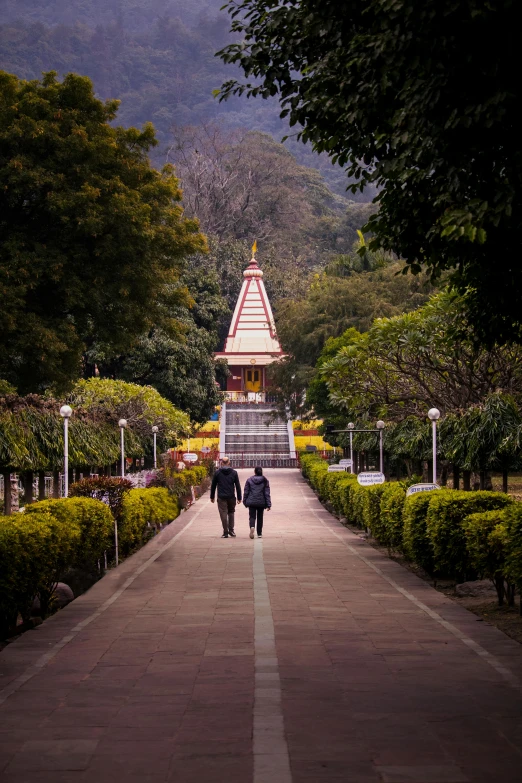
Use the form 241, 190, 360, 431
377, 483, 406, 548
426, 490, 512, 579
25, 497, 113, 568
402, 493, 435, 573
0, 510, 80, 635
120, 487, 179, 553
464, 510, 511, 604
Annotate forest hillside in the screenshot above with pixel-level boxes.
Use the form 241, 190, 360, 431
0, 0, 374, 201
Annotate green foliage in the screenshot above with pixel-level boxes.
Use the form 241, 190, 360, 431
349, 484, 369, 528
402, 494, 435, 574
24, 497, 114, 567
363, 485, 387, 538
0, 510, 80, 634
426, 491, 512, 579
378, 483, 407, 549
504, 505, 522, 592
120, 488, 179, 552
70, 476, 133, 522
220, 0, 522, 343
463, 510, 510, 583
0, 70, 205, 392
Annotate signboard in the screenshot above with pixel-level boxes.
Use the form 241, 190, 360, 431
183, 453, 198, 463
339, 459, 352, 467
357, 471, 385, 486
200, 446, 211, 454
406, 483, 440, 497
305, 445, 317, 452
327, 465, 346, 472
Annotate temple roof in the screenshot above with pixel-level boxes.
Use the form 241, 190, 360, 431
215, 257, 284, 364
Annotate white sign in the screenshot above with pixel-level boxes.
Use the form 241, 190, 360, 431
406, 483, 440, 497
200, 446, 211, 453
327, 465, 346, 472
339, 459, 352, 467
357, 471, 385, 486
183, 453, 198, 463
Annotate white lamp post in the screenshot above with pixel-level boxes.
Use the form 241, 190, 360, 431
428, 408, 441, 483
348, 422, 355, 473
60, 405, 73, 497
118, 419, 127, 479
152, 425, 159, 469
376, 420, 385, 474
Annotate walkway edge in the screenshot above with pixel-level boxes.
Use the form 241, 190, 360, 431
300, 487, 522, 691
0, 501, 209, 706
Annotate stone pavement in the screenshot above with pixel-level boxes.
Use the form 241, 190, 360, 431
1, 469, 522, 783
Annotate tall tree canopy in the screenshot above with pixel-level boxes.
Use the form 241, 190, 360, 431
220, 0, 522, 343
0, 70, 205, 393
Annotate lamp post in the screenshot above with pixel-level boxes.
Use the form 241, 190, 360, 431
118, 419, 127, 479
348, 422, 355, 473
428, 408, 441, 483
60, 405, 73, 497
152, 425, 159, 469
376, 420, 385, 474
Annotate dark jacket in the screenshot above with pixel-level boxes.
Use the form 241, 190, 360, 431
243, 475, 271, 508
211, 467, 242, 501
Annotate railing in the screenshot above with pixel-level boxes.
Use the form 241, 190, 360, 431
224, 392, 278, 404
221, 453, 299, 468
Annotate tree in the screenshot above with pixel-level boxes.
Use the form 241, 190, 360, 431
0, 70, 205, 393
219, 0, 522, 343
323, 291, 522, 421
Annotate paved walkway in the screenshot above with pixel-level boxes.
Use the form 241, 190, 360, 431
1, 470, 522, 783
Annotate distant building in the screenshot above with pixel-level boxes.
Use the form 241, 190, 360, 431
215, 255, 284, 402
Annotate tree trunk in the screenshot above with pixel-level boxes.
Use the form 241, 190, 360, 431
502, 470, 508, 494
479, 471, 485, 490
22, 471, 34, 505
453, 465, 460, 490
107, 463, 112, 477
52, 470, 60, 498
38, 471, 46, 500
463, 470, 471, 491
440, 462, 448, 487
3, 471, 12, 515
494, 576, 504, 606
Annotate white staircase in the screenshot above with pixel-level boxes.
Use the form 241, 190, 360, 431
220, 403, 297, 467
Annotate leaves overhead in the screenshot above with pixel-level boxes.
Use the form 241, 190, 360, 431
219, 0, 522, 343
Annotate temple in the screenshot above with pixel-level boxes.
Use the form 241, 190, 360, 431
215, 254, 284, 402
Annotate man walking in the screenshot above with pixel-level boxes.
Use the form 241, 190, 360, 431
210, 456, 242, 538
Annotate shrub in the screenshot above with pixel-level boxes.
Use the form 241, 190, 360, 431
349, 484, 369, 527
120, 487, 179, 553
0, 511, 80, 634
24, 497, 114, 568
70, 476, 133, 521
402, 493, 434, 573
426, 490, 512, 580
503, 504, 522, 612
364, 484, 387, 538
379, 483, 407, 549
165, 465, 209, 500
341, 478, 358, 522
464, 509, 511, 604
330, 474, 356, 517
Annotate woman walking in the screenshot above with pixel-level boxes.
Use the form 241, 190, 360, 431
243, 466, 271, 539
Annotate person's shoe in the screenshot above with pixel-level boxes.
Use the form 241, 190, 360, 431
257, 533, 262, 538
229, 531, 236, 537
221, 533, 229, 538
249, 528, 255, 539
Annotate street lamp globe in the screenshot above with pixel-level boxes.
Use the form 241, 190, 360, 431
348, 422, 355, 430
376, 420, 385, 430
118, 419, 127, 429
152, 425, 159, 433
428, 408, 441, 421
60, 405, 73, 418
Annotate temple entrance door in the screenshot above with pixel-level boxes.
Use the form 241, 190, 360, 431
245, 368, 261, 393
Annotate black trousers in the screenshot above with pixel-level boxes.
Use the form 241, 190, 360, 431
248, 506, 264, 535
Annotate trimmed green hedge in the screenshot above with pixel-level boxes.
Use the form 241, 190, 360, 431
25, 497, 114, 567
301, 454, 522, 605
426, 490, 512, 579
0, 510, 80, 635
120, 487, 179, 553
